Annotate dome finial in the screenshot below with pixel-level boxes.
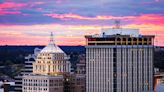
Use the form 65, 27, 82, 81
48, 32, 54, 45
50, 32, 53, 42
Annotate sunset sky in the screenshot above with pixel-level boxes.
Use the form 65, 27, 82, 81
0, 0, 164, 46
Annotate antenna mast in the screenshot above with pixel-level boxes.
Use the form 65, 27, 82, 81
113, 20, 121, 29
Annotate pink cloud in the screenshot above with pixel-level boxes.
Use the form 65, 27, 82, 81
141, 0, 160, 5
45, 14, 92, 20
55, 0, 63, 4
0, 10, 21, 15
33, 2, 45, 5
44, 13, 164, 25
44, 13, 132, 20
0, 1, 45, 9
36, 8, 43, 11
43, 13, 135, 20
28, 1, 45, 8
0, 2, 27, 15
134, 14, 164, 25
44, 13, 96, 20
155, 0, 160, 2
0, 2, 27, 8
0, 1, 45, 15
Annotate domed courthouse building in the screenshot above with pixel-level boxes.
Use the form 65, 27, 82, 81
22, 33, 85, 92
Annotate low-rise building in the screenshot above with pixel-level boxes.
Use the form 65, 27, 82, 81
15, 48, 41, 92
76, 54, 85, 74
23, 74, 64, 92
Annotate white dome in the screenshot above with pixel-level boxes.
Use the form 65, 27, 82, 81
41, 44, 64, 53
40, 33, 64, 53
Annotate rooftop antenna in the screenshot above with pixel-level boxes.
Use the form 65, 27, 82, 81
113, 20, 121, 29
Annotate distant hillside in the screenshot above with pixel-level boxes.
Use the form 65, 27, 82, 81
0, 46, 164, 71
0, 46, 85, 65
0, 45, 85, 78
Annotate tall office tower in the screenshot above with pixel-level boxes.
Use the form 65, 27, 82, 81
15, 48, 41, 92
22, 33, 85, 92
85, 28, 154, 92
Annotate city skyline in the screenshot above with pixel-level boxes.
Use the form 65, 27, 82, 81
0, 0, 164, 46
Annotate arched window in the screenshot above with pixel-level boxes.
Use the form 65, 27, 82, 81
117, 38, 121, 45
122, 38, 126, 45
128, 38, 132, 45
133, 38, 137, 45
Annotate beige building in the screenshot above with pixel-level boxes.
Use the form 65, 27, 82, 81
23, 75, 63, 92
22, 33, 85, 92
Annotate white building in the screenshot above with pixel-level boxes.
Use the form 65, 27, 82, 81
85, 28, 154, 92
22, 34, 85, 92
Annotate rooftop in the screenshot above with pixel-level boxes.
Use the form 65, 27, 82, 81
101, 28, 139, 37
85, 28, 154, 38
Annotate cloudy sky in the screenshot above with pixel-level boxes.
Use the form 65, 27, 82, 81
0, 0, 163, 45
